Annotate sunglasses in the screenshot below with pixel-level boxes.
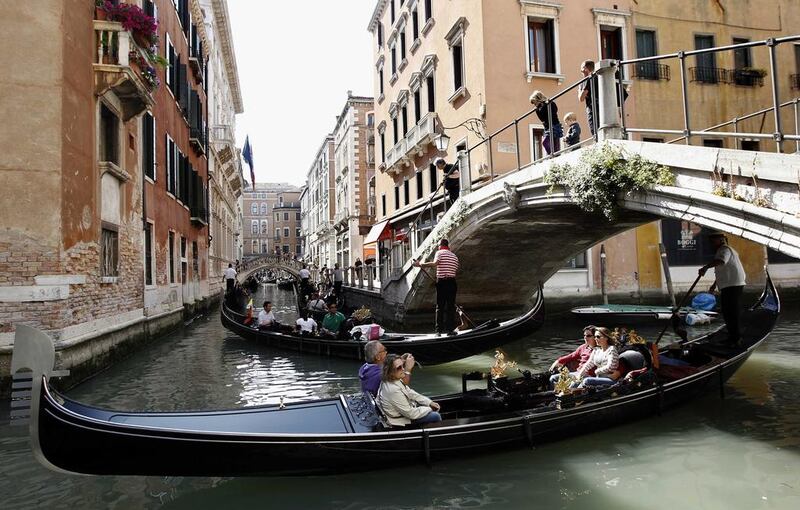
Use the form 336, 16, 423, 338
394, 365, 405, 371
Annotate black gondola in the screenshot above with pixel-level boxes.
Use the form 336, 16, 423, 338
10, 274, 778, 477
220, 284, 546, 365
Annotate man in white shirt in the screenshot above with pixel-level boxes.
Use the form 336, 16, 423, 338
295, 310, 317, 336
223, 263, 237, 295
307, 291, 327, 317
698, 231, 746, 345
299, 265, 311, 296
258, 301, 278, 331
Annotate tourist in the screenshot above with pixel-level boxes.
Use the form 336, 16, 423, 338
563, 112, 581, 147
320, 302, 347, 339
529, 90, 563, 155
435, 157, 461, 203
307, 291, 328, 321
299, 264, 311, 294
574, 327, 620, 388
295, 309, 317, 337
333, 263, 344, 296
359, 341, 415, 396
378, 354, 441, 427
413, 238, 460, 335
354, 257, 363, 281
548, 325, 596, 387
578, 60, 599, 136
258, 301, 278, 331
698, 230, 746, 346
223, 263, 237, 295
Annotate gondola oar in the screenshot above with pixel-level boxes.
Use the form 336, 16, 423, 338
654, 272, 704, 346
413, 260, 477, 328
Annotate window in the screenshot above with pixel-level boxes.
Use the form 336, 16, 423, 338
180, 236, 187, 283
733, 37, 759, 86
394, 185, 400, 210
401, 105, 408, 136
702, 139, 724, 148
168, 231, 175, 283
429, 163, 437, 192
400, 30, 406, 61
296, 212, 301, 220
381, 193, 387, 216
635, 30, 660, 80
391, 45, 397, 75
142, 113, 156, 180
275, 228, 280, 238
693, 35, 718, 83
741, 140, 760, 151
99, 103, 119, 164
733, 38, 752, 69
411, 8, 419, 41
403, 179, 410, 205
379, 68, 385, 96
425, 0, 432, 22
563, 252, 587, 269
262, 240, 269, 253
377, 22, 383, 47
166, 35, 174, 90
392, 116, 399, 144
296, 245, 302, 255
165, 135, 176, 194
642, 137, 664, 143
261, 203, 267, 215
284, 227, 290, 237
296, 227, 301, 237
530, 126, 544, 162
282, 245, 290, 254
413, 88, 421, 123
144, 221, 153, 285
251, 220, 258, 234
281, 212, 287, 221
426, 75, 435, 112
390, 0, 395, 24
101, 224, 118, 277
251, 240, 258, 254
416, 171, 423, 199
261, 220, 268, 234
380, 131, 386, 163
251, 203, 258, 214
452, 39, 464, 91
527, 19, 555, 74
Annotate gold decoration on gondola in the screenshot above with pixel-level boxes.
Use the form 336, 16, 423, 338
351, 306, 372, 322
490, 350, 517, 379
553, 366, 578, 396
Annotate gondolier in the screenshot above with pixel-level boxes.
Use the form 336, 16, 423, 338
698, 230, 746, 346
223, 263, 237, 295
414, 238, 459, 335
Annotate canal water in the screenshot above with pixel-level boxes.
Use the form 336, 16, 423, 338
1, 284, 799, 509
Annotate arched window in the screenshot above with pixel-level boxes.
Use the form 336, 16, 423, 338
251, 220, 258, 234
251, 240, 258, 254
261, 203, 267, 215
251, 203, 258, 215
261, 220, 268, 234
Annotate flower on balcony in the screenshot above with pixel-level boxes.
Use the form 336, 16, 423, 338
101, 1, 158, 48
129, 50, 161, 90
141, 65, 160, 90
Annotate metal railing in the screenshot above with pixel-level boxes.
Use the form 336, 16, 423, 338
633, 62, 670, 81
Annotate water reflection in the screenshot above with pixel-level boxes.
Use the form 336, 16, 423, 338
0, 285, 799, 509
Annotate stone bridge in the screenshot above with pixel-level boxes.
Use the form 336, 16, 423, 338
236, 255, 304, 283
380, 139, 800, 318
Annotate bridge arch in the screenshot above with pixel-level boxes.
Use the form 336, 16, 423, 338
236, 256, 304, 283
382, 140, 800, 315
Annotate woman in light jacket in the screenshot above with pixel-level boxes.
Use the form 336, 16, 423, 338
575, 326, 620, 388
378, 354, 442, 426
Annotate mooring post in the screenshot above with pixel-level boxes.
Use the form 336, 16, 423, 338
659, 243, 677, 308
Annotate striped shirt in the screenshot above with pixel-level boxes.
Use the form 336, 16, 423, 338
434, 248, 459, 279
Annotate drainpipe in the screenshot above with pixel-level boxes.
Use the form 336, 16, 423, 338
600, 244, 608, 305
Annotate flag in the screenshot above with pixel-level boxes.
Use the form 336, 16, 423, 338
242, 136, 255, 186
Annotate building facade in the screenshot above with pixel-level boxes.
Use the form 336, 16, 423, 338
366, 0, 800, 297
332, 93, 376, 268
303, 137, 337, 267
202, 0, 245, 296
241, 183, 301, 259
142, 0, 211, 318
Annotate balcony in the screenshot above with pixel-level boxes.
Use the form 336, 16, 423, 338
633, 62, 670, 81
731, 68, 765, 87
315, 221, 334, 235
93, 20, 155, 120
689, 66, 726, 84
190, 124, 207, 154
334, 207, 350, 227
384, 113, 439, 174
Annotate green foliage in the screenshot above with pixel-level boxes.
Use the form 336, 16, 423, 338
544, 143, 675, 220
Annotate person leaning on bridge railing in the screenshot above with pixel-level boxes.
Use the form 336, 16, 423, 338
530, 90, 563, 155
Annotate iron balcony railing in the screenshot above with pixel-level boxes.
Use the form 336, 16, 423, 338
731, 69, 765, 87
633, 62, 670, 81
690, 66, 727, 84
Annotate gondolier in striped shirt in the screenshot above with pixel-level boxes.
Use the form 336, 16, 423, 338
414, 238, 460, 335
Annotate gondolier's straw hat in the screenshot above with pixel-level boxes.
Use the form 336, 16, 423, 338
706, 229, 727, 239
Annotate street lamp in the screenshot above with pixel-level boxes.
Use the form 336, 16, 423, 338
434, 132, 450, 152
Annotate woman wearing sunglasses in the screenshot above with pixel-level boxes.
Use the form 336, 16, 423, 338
574, 327, 620, 388
377, 354, 441, 427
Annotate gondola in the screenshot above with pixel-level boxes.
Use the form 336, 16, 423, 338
220, 283, 546, 365
571, 304, 718, 322
10, 274, 778, 477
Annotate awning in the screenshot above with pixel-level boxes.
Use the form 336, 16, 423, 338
395, 228, 408, 242
363, 245, 376, 260
363, 219, 391, 245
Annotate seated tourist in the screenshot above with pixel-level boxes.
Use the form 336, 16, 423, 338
307, 292, 328, 319
574, 327, 620, 388
295, 309, 317, 337
320, 302, 347, 339
378, 354, 441, 426
549, 325, 596, 388
359, 342, 414, 396
257, 301, 279, 331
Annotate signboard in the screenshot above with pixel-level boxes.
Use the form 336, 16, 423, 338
661, 219, 715, 266
497, 142, 517, 154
